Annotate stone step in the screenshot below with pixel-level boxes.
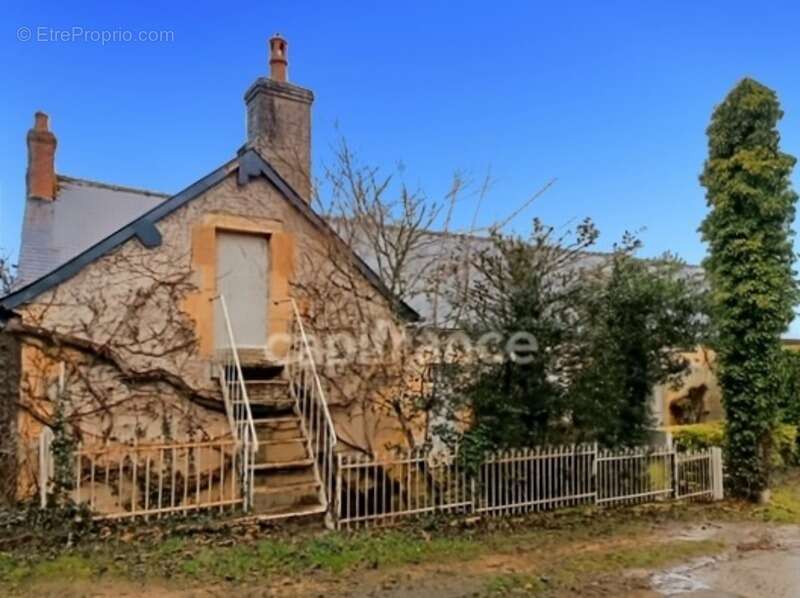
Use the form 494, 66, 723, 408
254, 437, 308, 464
244, 380, 293, 416
246, 378, 289, 396
251, 502, 327, 522
251, 458, 314, 472
214, 348, 283, 369
254, 464, 317, 488
252, 480, 321, 513
253, 417, 303, 441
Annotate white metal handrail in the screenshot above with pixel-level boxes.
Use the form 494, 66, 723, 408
278, 298, 338, 516
212, 294, 259, 510
214, 294, 259, 451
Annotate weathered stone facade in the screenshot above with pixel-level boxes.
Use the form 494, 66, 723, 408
9, 165, 424, 500
0, 330, 20, 504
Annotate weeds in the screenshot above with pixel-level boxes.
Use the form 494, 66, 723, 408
0, 471, 797, 595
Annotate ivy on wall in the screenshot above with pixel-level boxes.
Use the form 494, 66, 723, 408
0, 331, 21, 505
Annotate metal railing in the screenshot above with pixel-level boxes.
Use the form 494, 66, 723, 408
39, 435, 243, 519
212, 294, 258, 511
335, 444, 724, 529
477, 445, 598, 515
279, 298, 338, 518
596, 446, 675, 505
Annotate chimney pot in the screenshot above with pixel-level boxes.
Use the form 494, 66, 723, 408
26, 111, 57, 201
34, 111, 49, 131
269, 33, 288, 82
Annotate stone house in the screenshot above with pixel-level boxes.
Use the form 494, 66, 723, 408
0, 36, 427, 519
0, 34, 733, 521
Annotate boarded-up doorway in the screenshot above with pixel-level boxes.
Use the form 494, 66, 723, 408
215, 232, 269, 351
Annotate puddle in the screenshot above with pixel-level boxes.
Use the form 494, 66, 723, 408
651, 535, 800, 598
650, 556, 719, 595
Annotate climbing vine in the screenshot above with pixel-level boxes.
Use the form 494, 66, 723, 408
47, 372, 75, 508
700, 78, 799, 500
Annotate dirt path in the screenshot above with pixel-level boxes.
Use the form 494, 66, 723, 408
306, 521, 800, 597
651, 524, 800, 598
6, 508, 799, 597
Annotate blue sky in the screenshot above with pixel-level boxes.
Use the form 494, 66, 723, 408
3, 1, 800, 330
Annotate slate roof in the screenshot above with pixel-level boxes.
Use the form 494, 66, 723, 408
15, 176, 168, 287
2, 150, 420, 322
346, 226, 705, 327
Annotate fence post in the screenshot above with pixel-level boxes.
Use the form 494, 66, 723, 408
333, 453, 343, 530
470, 474, 477, 513
591, 442, 598, 505
672, 448, 680, 499
711, 447, 724, 500
38, 427, 54, 508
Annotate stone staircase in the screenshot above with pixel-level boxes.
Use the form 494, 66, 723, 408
213, 295, 337, 525
241, 366, 326, 520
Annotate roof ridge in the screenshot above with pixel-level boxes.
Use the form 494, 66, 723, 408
57, 175, 170, 198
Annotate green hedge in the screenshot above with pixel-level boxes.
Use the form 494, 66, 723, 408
667, 422, 798, 469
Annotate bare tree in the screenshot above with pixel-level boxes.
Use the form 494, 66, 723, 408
0, 251, 15, 296
301, 137, 557, 453
320, 138, 459, 309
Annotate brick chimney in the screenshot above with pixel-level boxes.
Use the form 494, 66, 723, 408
26, 111, 57, 201
244, 34, 314, 201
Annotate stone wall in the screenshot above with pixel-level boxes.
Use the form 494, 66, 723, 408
0, 329, 20, 504
10, 168, 424, 500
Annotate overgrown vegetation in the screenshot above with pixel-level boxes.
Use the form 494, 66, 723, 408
446, 219, 599, 448
571, 240, 707, 446
47, 376, 77, 508
0, 500, 734, 593
5, 473, 800, 596
444, 222, 706, 451
700, 78, 799, 500
669, 421, 798, 468
753, 468, 800, 523
778, 349, 800, 430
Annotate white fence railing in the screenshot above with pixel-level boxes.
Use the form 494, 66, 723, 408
39, 436, 244, 519
336, 444, 723, 529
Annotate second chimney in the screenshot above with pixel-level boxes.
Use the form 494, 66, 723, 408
244, 34, 314, 202
26, 112, 57, 201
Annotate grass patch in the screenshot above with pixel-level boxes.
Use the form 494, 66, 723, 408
173, 530, 480, 581
753, 470, 800, 524
0, 528, 482, 590
3, 470, 800, 594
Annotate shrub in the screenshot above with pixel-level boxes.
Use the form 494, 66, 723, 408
778, 349, 800, 428
668, 422, 798, 468
667, 423, 725, 452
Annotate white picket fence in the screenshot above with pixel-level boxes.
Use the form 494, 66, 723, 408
335, 444, 724, 529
